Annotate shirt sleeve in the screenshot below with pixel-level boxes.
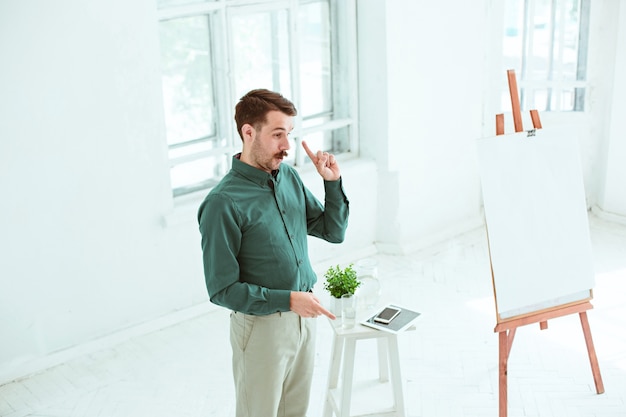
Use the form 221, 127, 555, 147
198, 193, 292, 314
305, 177, 350, 243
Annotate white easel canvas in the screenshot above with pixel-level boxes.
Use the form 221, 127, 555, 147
476, 127, 595, 321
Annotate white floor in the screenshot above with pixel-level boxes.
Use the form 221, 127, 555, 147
1, 215, 625, 417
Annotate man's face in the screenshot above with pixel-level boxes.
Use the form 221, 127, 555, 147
247, 110, 293, 173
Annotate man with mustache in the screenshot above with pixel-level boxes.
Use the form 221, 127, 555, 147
197, 88, 350, 417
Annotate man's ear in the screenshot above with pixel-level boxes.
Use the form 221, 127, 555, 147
241, 124, 255, 142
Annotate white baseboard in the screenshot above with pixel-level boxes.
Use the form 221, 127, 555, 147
591, 205, 626, 225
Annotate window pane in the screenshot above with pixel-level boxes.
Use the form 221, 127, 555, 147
157, 1, 356, 197
300, 124, 350, 158
558, 0, 581, 81
502, 0, 587, 112
528, 89, 547, 111
558, 88, 576, 111
158, 0, 216, 9
159, 16, 215, 146
168, 137, 227, 161
527, 1, 551, 81
170, 154, 229, 193
231, 10, 291, 99
298, 1, 332, 117
502, 0, 524, 73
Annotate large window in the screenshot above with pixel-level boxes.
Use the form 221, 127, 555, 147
157, 0, 358, 197
502, 0, 590, 112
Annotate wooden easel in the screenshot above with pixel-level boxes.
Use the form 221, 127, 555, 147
492, 70, 605, 417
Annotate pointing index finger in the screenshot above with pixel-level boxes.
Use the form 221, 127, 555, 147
301, 140, 317, 162
320, 305, 336, 320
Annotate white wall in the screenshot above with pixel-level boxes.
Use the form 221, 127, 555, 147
357, 0, 626, 254
0, 0, 204, 381
358, 0, 489, 252
1, 0, 624, 384
596, 1, 626, 219
0, 0, 377, 383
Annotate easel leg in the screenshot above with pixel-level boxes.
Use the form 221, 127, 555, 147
499, 330, 508, 417
498, 327, 516, 417
579, 311, 605, 394
495, 303, 603, 416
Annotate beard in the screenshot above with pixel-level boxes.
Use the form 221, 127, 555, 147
248, 136, 289, 172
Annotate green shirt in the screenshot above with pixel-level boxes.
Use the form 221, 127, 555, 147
197, 155, 350, 315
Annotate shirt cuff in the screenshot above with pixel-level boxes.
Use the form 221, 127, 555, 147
323, 177, 348, 200
269, 289, 292, 312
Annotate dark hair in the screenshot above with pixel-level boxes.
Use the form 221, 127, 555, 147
234, 89, 297, 140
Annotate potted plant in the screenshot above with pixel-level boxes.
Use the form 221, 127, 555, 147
323, 263, 361, 316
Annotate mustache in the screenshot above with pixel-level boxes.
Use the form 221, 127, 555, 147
276, 151, 288, 158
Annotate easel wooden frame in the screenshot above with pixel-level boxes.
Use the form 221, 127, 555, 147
491, 70, 605, 417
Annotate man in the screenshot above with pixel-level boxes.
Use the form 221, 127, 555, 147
197, 88, 350, 417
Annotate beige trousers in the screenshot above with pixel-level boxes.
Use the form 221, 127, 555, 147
230, 311, 316, 417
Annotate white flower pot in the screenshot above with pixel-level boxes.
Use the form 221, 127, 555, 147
329, 296, 342, 317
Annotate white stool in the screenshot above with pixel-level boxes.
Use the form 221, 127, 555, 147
323, 316, 413, 417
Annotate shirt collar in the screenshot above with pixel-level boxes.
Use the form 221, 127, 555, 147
231, 153, 280, 188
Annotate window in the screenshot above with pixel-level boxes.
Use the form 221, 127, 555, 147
502, 0, 590, 112
157, 0, 358, 197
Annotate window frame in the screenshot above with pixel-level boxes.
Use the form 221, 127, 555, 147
502, 0, 591, 113
157, 0, 358, 197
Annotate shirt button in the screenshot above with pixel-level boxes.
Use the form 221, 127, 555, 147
298, 260, 303, 265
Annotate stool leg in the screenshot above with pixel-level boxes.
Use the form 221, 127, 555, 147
377, 337, 389, 382
324, 336, 344, 417
340, 338, 357, 417
388, 335, 406, 417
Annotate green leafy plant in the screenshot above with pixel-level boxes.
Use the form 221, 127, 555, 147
323, 264, 361, 298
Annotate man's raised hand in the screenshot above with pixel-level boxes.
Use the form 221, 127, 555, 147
302, 141, 341, 181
